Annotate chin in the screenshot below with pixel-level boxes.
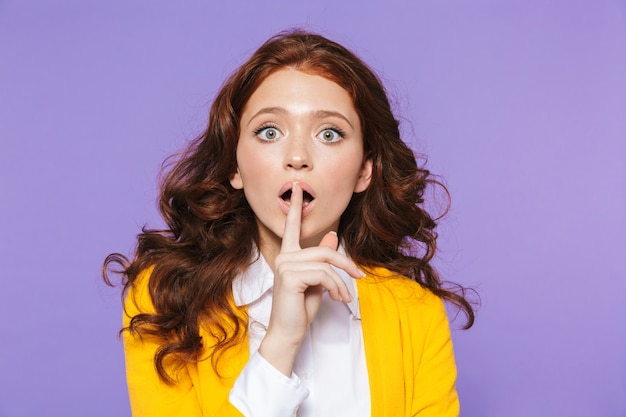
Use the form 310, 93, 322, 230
298, 229, 330, 248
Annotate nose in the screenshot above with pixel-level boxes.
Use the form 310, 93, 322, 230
284, 136, 312, 170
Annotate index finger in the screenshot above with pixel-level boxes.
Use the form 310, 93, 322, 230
281, 182, 303, 252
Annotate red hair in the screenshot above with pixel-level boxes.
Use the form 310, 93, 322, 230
104, 29, 475, 383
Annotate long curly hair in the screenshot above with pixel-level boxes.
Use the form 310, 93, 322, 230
104, 29, 475, 383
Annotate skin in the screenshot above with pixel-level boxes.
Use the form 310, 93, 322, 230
230, 69, 372, 376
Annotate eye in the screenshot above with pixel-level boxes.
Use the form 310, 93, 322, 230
255, 126, 282, 141
317, 128, 344, 143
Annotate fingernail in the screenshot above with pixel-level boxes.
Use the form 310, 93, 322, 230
358, 269, 366, 278
329, 231, 337, 236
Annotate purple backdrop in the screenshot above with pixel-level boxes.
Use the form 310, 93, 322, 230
1, 1, 624, 416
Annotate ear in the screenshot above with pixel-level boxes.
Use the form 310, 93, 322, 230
353, 158, 372, 193
230, 169, 244, 190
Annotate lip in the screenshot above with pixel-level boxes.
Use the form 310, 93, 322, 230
278, 181, 316, 217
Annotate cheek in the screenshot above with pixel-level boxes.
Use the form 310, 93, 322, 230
334, 154, 365, 180
233, 145, 258, 184
234, 152, 276, 200
238, 142, 268, 169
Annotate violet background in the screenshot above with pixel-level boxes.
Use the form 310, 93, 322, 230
1, 1, 625, 416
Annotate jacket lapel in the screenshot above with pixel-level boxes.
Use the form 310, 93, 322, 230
197, 305, 250, 415
357, 275, 406, 416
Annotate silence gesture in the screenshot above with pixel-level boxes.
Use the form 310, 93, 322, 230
258, 182, 364, 376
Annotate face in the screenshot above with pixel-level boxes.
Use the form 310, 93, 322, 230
230, 68, 372, 262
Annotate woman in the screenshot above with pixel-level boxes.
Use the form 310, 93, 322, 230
104, 29, 475, 416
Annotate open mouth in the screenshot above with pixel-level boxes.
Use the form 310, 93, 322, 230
280, 189, 315, 206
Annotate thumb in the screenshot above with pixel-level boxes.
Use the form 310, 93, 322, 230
319, 231, 339, 250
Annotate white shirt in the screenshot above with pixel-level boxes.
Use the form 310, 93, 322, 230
229, 248, 371, 417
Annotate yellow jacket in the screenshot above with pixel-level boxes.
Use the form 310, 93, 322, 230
124, 267, 459, 416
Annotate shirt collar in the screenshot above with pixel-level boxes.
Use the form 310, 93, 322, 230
232, 245, 360, 319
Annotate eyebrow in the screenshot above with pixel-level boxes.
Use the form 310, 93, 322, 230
312, 110, 354, 128
247, 107, 354, 128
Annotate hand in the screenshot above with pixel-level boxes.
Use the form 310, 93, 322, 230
257, 182, 364, 376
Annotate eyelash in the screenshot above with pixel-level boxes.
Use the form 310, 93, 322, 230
251, 124, 347, 143
318, 126, 346, 143
253, 123, 278, 135
253, 123, 281, 142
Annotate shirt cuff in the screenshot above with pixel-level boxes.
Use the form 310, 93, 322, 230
229, 351, 309, 417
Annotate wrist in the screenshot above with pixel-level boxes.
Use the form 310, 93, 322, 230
258, 332, 301, 377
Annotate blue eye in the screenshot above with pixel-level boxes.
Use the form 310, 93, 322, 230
317, 128, 344, 143
256, 126, 282, 141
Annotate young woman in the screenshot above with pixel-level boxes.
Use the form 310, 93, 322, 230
104, 30, 475, 417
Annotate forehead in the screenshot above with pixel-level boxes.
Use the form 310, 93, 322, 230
241, 68, 358, 120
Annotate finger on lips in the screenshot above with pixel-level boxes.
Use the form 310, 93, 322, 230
278, 181, 362, 303
281, 182, 303, 252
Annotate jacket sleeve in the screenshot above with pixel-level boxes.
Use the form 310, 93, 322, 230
410, 296, 460, 417
123, 268, 243, 417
